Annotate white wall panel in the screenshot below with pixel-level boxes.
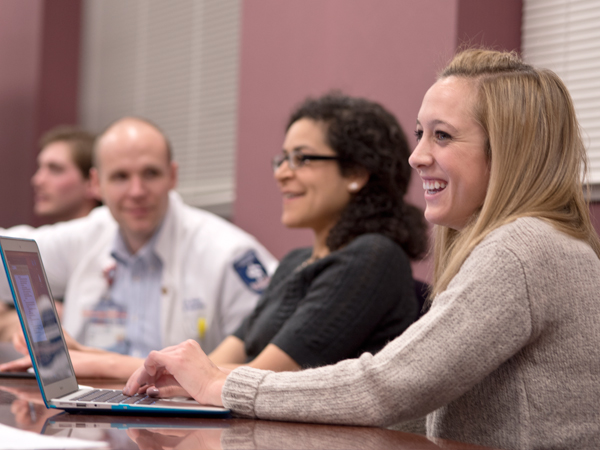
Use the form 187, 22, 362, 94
79, 0, 241, 215
523, 0, 600, 187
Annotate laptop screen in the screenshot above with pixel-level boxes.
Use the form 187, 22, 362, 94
4, 250, 74, 386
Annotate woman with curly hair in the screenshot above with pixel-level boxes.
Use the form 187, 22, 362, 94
207, 93, 428, 371
126, 50, 600, 449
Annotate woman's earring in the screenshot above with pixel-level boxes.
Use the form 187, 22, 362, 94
348, 182, 359, 192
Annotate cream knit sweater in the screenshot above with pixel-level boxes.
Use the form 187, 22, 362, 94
222, 218, 600, 450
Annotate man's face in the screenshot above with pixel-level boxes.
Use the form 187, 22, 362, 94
31, 141, 92, 222
92, 120, 177, 253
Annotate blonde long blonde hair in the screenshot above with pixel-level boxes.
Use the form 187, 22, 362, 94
431, 49, 600, 299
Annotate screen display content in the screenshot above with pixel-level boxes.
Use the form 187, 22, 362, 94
5, 250, 73, 385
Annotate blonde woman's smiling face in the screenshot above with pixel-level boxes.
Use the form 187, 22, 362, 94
409, 76, 490, 230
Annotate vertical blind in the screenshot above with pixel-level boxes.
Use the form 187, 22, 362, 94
78, 0, 241, 215
523, 0, 600, 189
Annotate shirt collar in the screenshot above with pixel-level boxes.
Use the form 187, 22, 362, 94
111, 220, 165, 265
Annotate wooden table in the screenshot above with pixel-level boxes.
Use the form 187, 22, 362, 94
0, 344, 500, 449
0, 378, 504, 450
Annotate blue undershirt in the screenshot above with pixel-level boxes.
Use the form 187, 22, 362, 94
109, 228, 164, 358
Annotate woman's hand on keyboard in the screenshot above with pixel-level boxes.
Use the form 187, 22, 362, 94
123, 339, 228, 407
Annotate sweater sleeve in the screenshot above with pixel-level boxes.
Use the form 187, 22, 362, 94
270, 234, 416, 368
222, 239, 534, 426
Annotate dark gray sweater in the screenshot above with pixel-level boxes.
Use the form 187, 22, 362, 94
233, 233, 418, 368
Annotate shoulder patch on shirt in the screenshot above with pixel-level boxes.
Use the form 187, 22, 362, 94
233, 250, 270, 294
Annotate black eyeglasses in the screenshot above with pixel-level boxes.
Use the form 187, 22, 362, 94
272, 148, 339, 172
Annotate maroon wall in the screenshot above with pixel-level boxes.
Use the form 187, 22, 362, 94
37, 0, 82, 151
233, 0, 523, 281
0, 0, 81, 227
0, 0, 44, 227
456, 0, 522, 51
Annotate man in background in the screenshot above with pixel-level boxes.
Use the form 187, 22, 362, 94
32, 126, 101, 223
0, 117, 276, 371
0, 126, 102, 340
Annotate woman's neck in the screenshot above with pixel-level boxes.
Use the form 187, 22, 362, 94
312, 228, 332, 260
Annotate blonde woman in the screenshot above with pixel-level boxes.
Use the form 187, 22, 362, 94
124, 50, 600, 450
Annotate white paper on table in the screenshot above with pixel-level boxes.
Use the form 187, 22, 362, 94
0, 423, 109, 449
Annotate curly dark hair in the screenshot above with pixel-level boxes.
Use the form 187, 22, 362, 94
287, 93, 428, 259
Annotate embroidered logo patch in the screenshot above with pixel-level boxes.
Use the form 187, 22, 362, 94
233, 250, 270, 294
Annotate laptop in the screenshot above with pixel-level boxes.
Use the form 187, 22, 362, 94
0, 235, 230, 416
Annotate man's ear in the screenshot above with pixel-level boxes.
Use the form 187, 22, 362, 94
89, 168, 102, 201
169, 161, 178, 190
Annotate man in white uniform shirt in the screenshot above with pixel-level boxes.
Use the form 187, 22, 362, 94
0, 117, 276, 377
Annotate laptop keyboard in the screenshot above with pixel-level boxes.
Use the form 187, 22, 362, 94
72, 389, 156, 405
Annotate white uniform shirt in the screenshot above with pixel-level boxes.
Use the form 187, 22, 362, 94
0, 192, 277, 353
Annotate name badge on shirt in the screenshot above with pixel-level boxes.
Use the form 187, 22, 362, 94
82, 264, 129, 354
82, 294, 129, 354
233, 250, 270, 294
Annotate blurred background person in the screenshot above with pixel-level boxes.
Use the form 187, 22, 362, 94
0, 117, 276, 354
0, 127, 101, 340
32, 126, 101, 223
